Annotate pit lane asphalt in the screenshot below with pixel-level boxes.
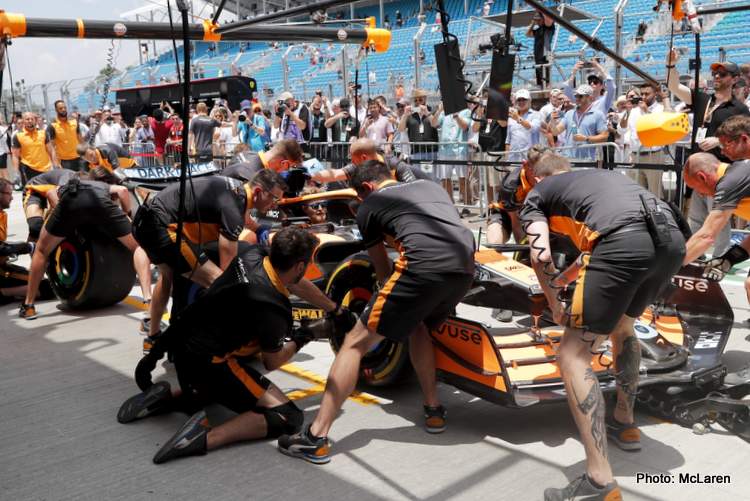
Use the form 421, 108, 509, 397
1, 194, 749, 501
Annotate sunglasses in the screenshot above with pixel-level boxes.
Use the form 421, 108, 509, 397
516, 98, 529, 102
712, 71, 730, 78
308, 202, 327, 211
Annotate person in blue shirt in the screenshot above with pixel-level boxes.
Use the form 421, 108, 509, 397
236, 100, 268, 153
549, 84, 608, 161
562, 59, 616, 119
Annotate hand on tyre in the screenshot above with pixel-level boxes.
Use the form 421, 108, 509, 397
291, 326, 315, 351
328, 305, 357, 336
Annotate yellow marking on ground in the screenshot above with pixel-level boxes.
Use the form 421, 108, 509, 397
121, 296, 380, 406
122, 295, 171, 321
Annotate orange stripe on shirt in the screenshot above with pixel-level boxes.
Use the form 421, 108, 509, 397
367, 255, 407, 334
226, 357, 266, 398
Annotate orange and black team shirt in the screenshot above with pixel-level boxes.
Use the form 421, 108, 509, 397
356, 179, 475, 274
520, 169, 668, 252
170, 246, 292, 359
95, 143, 136, 172
12, 128, 51, 173
23, 169, 76, 205
149, 175, 250, 243
222, 153, 266, 182
712, 159, 750, 220
46, 119, 80, 161
496, 165, 533, 211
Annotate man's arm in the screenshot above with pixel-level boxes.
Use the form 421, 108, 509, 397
683, 209, 734, 264
110, 185, 132, 216
311, 168, 348, 184
665, 48, 692, 104
398, 107, 412, 132
367, 242, 393, 284
261, 341, 299, 371
288, 278, 337, 312
11, 147, 20, 172
218, 234, 239, 270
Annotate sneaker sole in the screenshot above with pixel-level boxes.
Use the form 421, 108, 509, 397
608, 434, 641, 451
278, 445, 331, 465
22, 314, 38, 320
425, 425, 446, 434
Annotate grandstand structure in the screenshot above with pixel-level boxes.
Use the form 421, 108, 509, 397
68, 0, 750, 114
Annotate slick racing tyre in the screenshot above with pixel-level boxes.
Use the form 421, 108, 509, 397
47, 229, 135, 309
325, 254, 410, 387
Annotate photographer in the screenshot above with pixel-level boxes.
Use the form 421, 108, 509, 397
325, 97, 358, 168
526, 10, 555, 89
359, 99, 394, 146
273, 91, 310, 147
398, 89, 439, 161
236, 100, 267, 153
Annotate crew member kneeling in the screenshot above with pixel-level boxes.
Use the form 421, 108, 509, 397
117, 228, 345, 464
23, 169, 77, 242
133, 171, 287, 338
520, 153, 685, 501
278, 160, 475, 464
20, 177, 151, 319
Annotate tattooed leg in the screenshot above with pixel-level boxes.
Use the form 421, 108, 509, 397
558, 327, 614, 486
611, 315, 640, 424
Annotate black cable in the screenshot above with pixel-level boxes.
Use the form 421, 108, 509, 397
5, 40, 16, 118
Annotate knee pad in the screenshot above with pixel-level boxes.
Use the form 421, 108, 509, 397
262, 401, 303, 438
27, 216, 43, 241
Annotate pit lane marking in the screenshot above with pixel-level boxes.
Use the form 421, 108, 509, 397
122, 295, 382, 406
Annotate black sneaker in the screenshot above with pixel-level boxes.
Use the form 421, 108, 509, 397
153, 410, 209, 465
278, 424, 331, 464
19, 303, 37, 320
492, 308, 514, 323
544, 474, 622, 501
424, 405, 447, 434
117, 381, 172, 424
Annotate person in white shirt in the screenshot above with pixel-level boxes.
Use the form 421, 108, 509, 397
617, 83, 665, 197
0, 117, 10, 181
94, 111, 125, 147
359, 99, 394, 145
538, 88, 563, 123
505, 89, 541, 162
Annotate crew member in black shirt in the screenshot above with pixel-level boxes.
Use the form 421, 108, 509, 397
23, 169, 76, 241
308, 94, 330, 160
78, 142, 136, 172
309, 138, 432, 185
520, 152, 685, 501
133, 171, 286, 337
117, 228, 346, 464
20, 178, 152, 320
526, 10, 555, 88
221, 139, 303, 182
279, 160, 475, 464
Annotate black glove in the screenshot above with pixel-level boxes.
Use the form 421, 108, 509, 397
327, 305, 357, 337
0, 241, 33, 257
134, 330, 169, 391
290, 326, 315, 351
703, 245, 749, 281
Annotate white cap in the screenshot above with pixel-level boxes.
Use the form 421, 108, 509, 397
278, 91, 293, 101
574, 84, 594, 96
515, 89, 531, 100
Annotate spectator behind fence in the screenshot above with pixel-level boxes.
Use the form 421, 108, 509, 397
236, 99, 267, 153
624, 82, 666, 197
94, 109, 125, 147
150, 106, 174, 165
549, 84, 608, 161
526, 10, 554, 88
308, 94, 331, 160
562, 59, 615, 119
273, 91, 309, 147
506, 89, 540, 162
325, 97, 358, 169
435, 101, 472, 207
667, 50, 750, 161
189, 102, 221, 162
359, 99, 394, 145
399, 88, 439, 161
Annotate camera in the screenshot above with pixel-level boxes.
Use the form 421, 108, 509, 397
315, 90, 323, 96
276, 100, 287, 118
630, 97, 641, 104
478, 33, 516, 54
238, 114, 247, 122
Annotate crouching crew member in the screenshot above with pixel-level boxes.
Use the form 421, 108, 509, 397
78, 142, 136, 173
278, 160, 475, 464
20, 177, 151, 319
309, 138, 432, 186
23, 169, 77, 242
682, 119, 750, 300
117, 228, 353, 464
520, 153, 685, 501
487, 145, 549, 245
133, 171, 287, 338
222, 139, 303, 182
0, 179, 53, 303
